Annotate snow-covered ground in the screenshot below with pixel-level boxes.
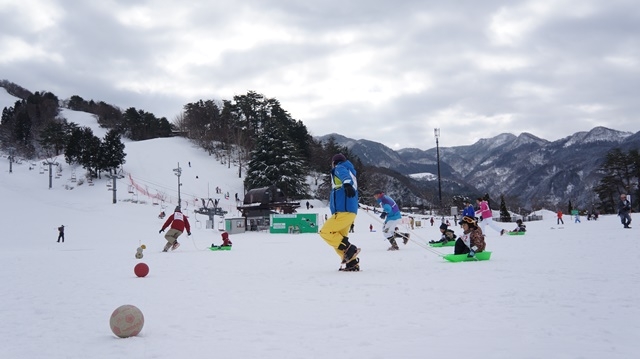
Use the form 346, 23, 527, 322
1, 88, 639, 358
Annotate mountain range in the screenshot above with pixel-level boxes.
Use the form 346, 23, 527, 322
318, 127, 640, 211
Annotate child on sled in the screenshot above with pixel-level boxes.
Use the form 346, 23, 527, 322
509, 219, 526, 233
212, 231, 233, 248
429, 223, 457, 244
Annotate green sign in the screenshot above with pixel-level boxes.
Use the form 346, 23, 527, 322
270, 213, 318, 234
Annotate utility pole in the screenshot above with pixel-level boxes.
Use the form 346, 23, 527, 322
434, 128, 442, 212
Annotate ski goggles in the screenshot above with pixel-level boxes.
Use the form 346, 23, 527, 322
459, 216, 476, 225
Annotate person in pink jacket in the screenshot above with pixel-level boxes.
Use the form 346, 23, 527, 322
159, 206, 191, 252
476, 197, 506, 236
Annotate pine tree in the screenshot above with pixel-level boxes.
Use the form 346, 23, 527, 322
499, 195, 511, 222
100, 129, 126, 175
39, 120, 68, 156
243, 123, 309, 199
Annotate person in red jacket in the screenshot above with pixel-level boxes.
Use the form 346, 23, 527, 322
213, 231, 232, 248
159, 206, 191, 252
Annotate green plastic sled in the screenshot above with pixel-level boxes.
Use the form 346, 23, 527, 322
507, 231, 526, 235
208, 245, 232, 251
429, 241, 455, 247
443, 251, 492, 262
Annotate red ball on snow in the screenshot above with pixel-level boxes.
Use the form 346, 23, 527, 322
134, 263, 149, 277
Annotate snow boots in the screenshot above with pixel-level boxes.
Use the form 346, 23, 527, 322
162, 240, 180, 252
396, 232, 410, 245
387, 237, 399, 251
338, 236, 360, 271
339, 257, 360, 271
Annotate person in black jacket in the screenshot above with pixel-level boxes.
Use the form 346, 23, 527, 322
618, 194, 632, 229
57, 225, 65, 243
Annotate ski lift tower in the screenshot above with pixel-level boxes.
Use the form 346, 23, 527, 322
42, 157, 59, 189
105, 170, 125, 204
173, 163, 182, 208
7, 147, 15, 173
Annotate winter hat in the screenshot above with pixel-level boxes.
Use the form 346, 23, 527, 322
459, 215, 477, 227
373, 189, 384, 196
174, 206, 181, 212
516, 219, 523, 224
439, 223, 448, 230
332, 153, 347, 164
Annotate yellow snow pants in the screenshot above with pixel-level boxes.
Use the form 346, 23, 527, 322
319, 212, 357, 258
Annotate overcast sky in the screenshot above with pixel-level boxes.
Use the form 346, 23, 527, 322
1, 0, 638, 150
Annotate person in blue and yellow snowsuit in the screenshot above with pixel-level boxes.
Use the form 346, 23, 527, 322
319, 153, 361, 271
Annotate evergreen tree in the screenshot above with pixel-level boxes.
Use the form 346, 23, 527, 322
79, 131, 102, 176
243, 123, 309, 199
39, 120, 68, 156
595, 148, 640, 213
499, 195, 511, 222
64, 124, 83, 165
100, 129, 126, 175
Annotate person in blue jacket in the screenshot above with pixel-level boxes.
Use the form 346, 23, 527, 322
462, 200, 475, 219
374, 189, 406, 250
319, 153, 361, 271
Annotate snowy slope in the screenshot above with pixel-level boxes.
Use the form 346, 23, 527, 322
1, 88, 639, 359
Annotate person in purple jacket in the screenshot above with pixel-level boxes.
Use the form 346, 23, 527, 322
374, 189, 407, 250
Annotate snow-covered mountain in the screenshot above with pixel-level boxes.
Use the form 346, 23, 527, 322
318, 127, 637, 209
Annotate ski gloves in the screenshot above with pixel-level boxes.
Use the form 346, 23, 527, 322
379, 212, 387, 220
343, 183, 356, 198
159, 229, 164, 234
467, 245, 479, 258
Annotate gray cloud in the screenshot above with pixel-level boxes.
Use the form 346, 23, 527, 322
1, 0, 638, 150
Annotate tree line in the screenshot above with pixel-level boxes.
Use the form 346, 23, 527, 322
0, 88, 128, 177
1, 80, 637, 213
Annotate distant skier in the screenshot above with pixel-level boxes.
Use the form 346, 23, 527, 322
556, 210, 564, 225
159, 206, 191, 252
57, 225, 65, 243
